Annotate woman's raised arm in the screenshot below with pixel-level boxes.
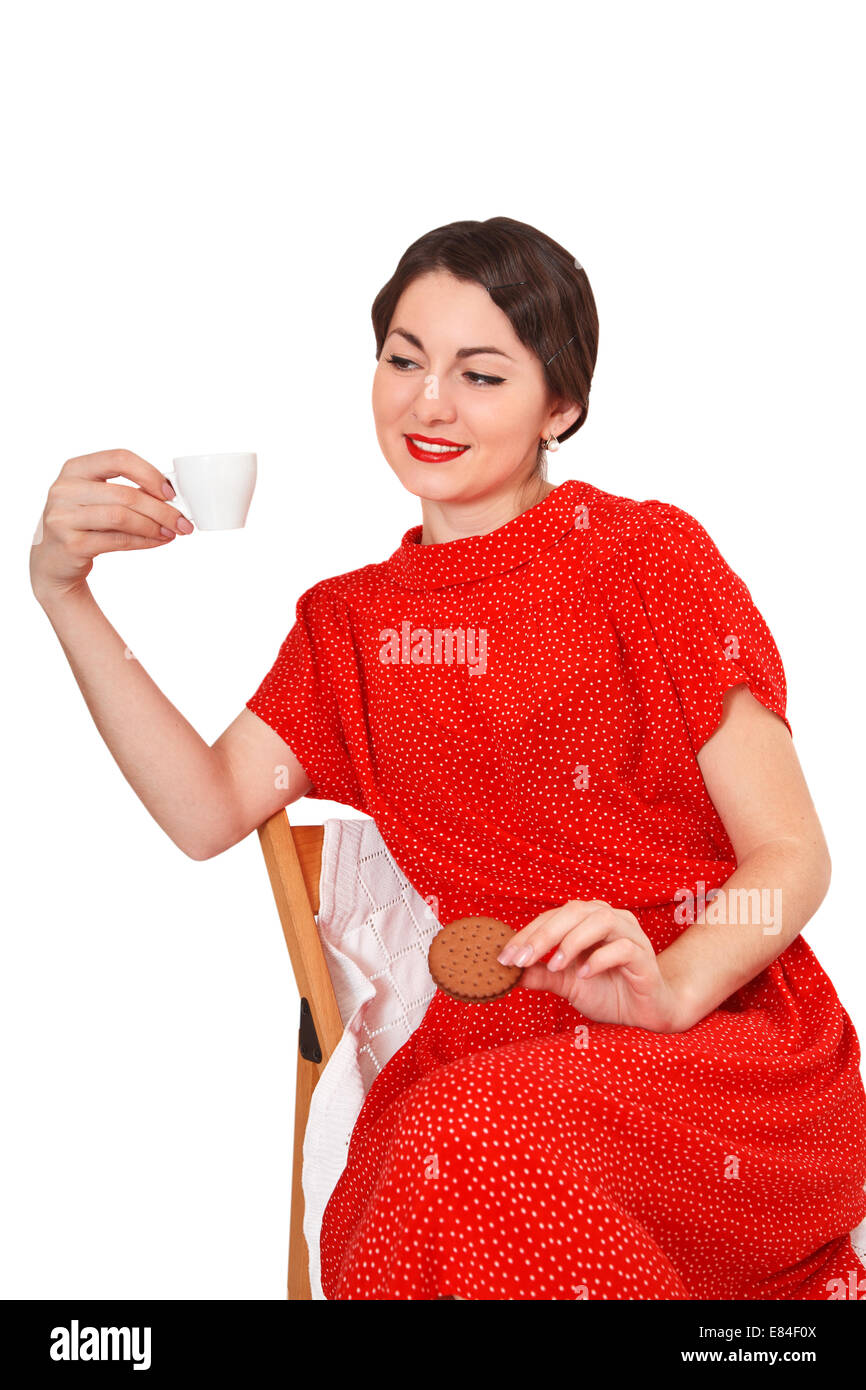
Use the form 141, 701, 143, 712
31, 448, 312, 860
35, 584, 312, 859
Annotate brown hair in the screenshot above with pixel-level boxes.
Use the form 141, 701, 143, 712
371, 216, 599, 479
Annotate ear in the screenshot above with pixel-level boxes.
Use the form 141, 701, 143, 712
549, 401, 583, 436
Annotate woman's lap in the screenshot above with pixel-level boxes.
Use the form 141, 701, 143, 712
321, 1023, 865, 1300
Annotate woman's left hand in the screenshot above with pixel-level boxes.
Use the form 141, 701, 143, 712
497, 900, 686, 1033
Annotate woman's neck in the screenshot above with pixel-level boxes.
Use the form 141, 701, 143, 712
417, 477, 556, 547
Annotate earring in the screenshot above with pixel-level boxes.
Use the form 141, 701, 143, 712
546, 433, 560, 453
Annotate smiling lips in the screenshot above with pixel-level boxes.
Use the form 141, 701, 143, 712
405, 434, 470, 462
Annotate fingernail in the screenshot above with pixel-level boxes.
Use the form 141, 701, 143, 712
548, 951, 565, 970
497, 948, 514, 965
514, 946, 533, 967
162, 480, 176, 499
176, 517, 194, 533
160, 525, 175, 538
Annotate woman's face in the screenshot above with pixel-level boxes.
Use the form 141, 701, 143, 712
372, 270, 581, 503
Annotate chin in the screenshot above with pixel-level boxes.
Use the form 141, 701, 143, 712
388, 456, 470, 496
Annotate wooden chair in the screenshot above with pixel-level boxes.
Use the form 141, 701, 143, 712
256, 807, 344, 1301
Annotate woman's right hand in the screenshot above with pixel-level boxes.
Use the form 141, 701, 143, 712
30, 448, 194, 605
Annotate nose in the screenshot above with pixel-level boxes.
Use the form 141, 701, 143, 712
410, 375, 459, 426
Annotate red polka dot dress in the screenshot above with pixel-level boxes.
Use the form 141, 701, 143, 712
246, 478, 866, 1300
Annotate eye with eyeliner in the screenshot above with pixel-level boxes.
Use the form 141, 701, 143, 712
385, 354, 505, 387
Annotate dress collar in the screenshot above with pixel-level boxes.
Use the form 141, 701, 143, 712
382, 478, 588, 592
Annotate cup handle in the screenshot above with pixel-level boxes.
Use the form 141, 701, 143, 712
163, 470, 186, 509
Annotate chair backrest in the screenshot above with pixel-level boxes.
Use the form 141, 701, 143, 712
257, 807, 348, 1301
255, 810, 344, 1066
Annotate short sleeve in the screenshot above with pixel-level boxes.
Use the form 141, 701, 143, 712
246, 581, 367, 811
629, 499, 793, 754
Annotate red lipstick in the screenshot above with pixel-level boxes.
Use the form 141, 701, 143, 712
405, 433, 470, 463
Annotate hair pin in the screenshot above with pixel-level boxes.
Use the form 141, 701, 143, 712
485, 284, 576, 368
546, 333, 576, 367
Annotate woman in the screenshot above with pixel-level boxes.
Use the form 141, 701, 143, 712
31, 217, 866, 1301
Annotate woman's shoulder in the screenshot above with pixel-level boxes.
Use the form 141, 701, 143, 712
570, 481, 707, 571
578, 480, 702, 539
295, 559, 385, 607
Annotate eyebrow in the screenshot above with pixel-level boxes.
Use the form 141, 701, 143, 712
386, 327, 514, 362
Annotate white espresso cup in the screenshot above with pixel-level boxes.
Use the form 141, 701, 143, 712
164, 453, 257, 531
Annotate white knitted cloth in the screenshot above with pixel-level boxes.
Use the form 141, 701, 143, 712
302, 817, 440, 1299
301, 817, 866, 1299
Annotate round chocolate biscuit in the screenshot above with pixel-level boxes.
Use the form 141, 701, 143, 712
428, 916, 524, 1003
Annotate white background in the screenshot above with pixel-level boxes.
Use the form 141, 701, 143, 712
3, 0, 864, 1298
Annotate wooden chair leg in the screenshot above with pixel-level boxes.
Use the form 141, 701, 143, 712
288, 1042, 319, 1300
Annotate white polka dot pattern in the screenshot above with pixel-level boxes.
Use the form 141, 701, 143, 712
246, 479, 866, 1299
